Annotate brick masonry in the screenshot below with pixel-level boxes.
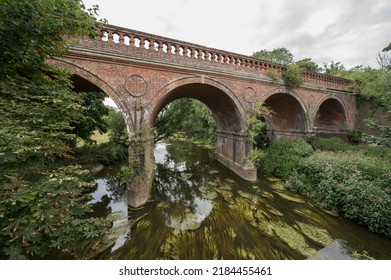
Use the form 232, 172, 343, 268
50, 24, 357, 207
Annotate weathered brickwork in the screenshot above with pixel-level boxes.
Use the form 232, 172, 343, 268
51, 24, 357, 207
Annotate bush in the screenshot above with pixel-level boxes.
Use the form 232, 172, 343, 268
253, 136, 391, 237
283, 64, 304, 89
286, 151, 391, 236
307, 136, 352, 152
75, 142, 128, 166
348, 129, 363, 144
256, 137, 313, 178
307, 136, 391, 161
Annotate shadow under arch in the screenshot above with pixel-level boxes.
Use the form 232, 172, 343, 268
314, 96, 348, 136
149, 76, 256, 182
148, 76, 246, 131
262, 88, 309, 139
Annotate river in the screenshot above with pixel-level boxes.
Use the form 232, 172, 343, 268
87, 140, 391, 259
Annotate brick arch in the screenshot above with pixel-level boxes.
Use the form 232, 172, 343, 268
49, 59, 123, 111
261, 88, 309, 135
148, 76, 246, 134
49, 59, 136, 133
314, 96, 348, 131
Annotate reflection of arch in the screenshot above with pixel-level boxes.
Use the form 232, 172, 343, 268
149, 76, 245, 133
262, 89, 308, 135
314, 97, 348, 130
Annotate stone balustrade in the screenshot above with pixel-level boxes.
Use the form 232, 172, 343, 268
74, 24, 354, 92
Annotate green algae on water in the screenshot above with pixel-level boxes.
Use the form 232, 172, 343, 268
274, 191, 305, 203
295, 222, 333, 247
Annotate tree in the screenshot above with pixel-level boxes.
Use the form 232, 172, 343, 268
252, 47, 294, 65
105, 107, 128, 145
322, 61, 346, 76
0, 0, 109, 259
376, 52, 391, 72
383, 42, 391, 52
296, 58, 321, 72
65, 91, 109, 147
154, 99, 216, 144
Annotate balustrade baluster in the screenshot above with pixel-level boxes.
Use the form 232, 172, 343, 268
107, 30, 113, 44
166, 43, 171, 54
204, 50, 209, 61
157, 41, 163, 53
119, 32, 124, 45
129, 34, 135, 47
198, 49, 202, 59
149, 40, 154, 51
174, 45, 180, 55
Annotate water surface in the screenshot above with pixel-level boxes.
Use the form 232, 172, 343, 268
91, 140, 391, 260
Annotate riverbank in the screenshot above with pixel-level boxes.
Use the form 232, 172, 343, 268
249, 137, 391, 237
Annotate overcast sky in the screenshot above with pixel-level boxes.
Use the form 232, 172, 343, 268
82, 0, 390, 69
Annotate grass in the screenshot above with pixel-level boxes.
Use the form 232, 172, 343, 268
77, 130, 110, 147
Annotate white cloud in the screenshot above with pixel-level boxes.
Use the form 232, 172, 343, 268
83, 0, 391, 68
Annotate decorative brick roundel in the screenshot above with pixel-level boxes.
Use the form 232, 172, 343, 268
125, 75, 147, 97
243, 87, 255, 103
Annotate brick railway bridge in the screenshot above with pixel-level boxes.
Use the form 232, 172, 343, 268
52, 24, 357, 207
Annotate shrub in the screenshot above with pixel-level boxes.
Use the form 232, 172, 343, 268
253, 136, 391, 237
348, 129, 363, 144
286, 151, 391, 236
283, 64, 304, 89
267, 69, 280, 81
307, 136, 391, 161
75, 142, 128, 166
307, 136, 352, 152
256, 137, 313, 178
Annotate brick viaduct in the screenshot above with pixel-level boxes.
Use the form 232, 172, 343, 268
51, 24, 357, 207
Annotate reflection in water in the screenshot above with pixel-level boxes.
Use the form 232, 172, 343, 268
90, 140, 391, 260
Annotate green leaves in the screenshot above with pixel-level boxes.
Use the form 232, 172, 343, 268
0, 0, 109, 259
256, 137, 391, 237
283, 64, 304, 89
154, 98, 217, 144
252, 47, 294, 65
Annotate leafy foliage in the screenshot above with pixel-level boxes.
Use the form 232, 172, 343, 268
267, 69, 280, 81
296, 58, 321, 72
0, 0, 109, 259
104, 107, 128, 145
70, 91, 109, 146
322, 59, 391, 145
246, 102, 272, 148
1, 166, 109, 257
255, 138, 313, 178
283, 64, 304, 89
154, 98, 216, 144
252, 137, 391, 237
252, 47, 294, 65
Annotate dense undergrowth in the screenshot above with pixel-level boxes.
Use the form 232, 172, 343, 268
250, 137, 391, 237
72, 142, 128, 167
